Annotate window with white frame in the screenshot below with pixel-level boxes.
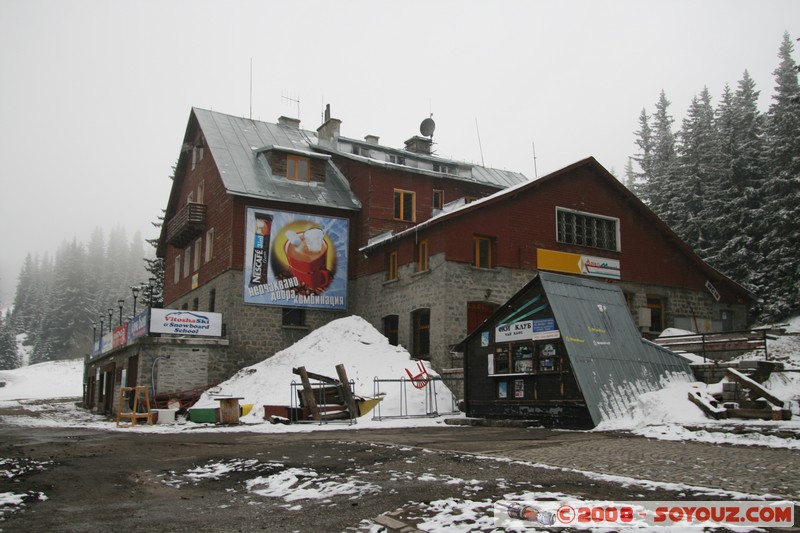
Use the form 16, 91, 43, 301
183, 245, 191, 278
174, 255, 181, 284
556, 207, 619, 252
193, 238, 202, 271
205, 228, 214, 263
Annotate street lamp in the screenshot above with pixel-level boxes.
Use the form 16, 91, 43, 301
118, 299, 125, 326
107, 308, 114, 331
99, 316, 105, 338
92, 322, 97, 345
131, 286, 140, 316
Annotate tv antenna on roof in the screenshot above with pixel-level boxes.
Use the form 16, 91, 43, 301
281, 92, 300, 119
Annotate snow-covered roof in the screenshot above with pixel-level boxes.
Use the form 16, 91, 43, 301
316, 136, 528, 190
192, 108, 362, 211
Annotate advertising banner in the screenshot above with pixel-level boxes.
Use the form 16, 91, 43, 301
537, 248, 621, 280
112, 324, 128, 349
496, 320, 561, 342
149, 309, 223, 336
243, 207, 349, 310
127, 309, 150, 342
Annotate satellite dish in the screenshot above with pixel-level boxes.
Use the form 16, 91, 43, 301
420, 117, 436, 138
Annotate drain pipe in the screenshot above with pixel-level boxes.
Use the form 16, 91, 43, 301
151, 355, 171, 401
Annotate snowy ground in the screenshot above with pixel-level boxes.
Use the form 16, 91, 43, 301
2, 315, 798, 443
1, 315, 799, 530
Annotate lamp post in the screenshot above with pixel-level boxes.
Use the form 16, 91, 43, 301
92, 322, 97, 345
118, 299, 124, 326
131, 286, 140, 316
99, 316, 105, 338
107, 308, 113, 331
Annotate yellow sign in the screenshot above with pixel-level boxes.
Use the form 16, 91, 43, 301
537, 249, 620, 280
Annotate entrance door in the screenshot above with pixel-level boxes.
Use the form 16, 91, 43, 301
126, 355, 139, 408
411, 309, 430, 360
126, 355, 139, 387
101, 364, 116, 415
467, 301, 497, 335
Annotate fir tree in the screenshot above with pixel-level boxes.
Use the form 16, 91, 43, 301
627, 109, 653, 199
144, 212, 165, 308
0, 311, 20, 370
709, 73, 767, 291
31, 240, 95, 362
674, 87, 722, 253
646, 91, 680, 227
761, 32, 800, 320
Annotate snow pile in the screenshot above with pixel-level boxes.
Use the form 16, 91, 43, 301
594, 322, 800, 447
191, 315, 455, 423
0, 359, 83, 403
595, 378, 711, 431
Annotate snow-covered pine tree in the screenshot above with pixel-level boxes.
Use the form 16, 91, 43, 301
0, 310, 20, 370
143, 211, 165, 308
646, 91, 680, 227
31, 240, 95, 362
709, 72, 767, 293
674, 87, 723, 254
627, 109, 653, 200
761, 32, 800, 321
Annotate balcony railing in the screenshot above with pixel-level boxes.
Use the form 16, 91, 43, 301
166, 202, 206, 248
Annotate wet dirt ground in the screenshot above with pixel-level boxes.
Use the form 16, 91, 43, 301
1, 403, 798, 532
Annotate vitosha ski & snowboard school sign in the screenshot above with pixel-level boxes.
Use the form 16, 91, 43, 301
150, 309, 223, 336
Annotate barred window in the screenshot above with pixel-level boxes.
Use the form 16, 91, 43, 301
556, 208, 619, 251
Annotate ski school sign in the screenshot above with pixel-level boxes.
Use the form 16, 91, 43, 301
150, 309, 223, 337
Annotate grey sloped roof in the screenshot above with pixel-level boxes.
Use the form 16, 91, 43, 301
469, 165, 527, 188
321, 136, 528, 190
194, 108, 361, 210
540, 271, 694, 425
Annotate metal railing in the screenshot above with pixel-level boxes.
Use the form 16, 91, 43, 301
371, 376, 462, 421
654, 329, 769, 361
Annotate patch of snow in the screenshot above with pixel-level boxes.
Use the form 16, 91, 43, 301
191, 316, 456, 423
0, 358, 83, 402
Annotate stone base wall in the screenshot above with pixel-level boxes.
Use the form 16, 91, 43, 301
85, 336, 229, 416
352, 256, 750, 372
351, 254, 534, 371
168, 270, 348, 381
619, 280, 749, 335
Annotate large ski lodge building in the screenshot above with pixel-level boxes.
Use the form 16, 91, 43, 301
83, 106, 755, 418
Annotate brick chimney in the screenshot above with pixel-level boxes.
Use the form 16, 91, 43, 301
404, 135, 433, 155
278, 116, 301, 128
317, 104, 341, 147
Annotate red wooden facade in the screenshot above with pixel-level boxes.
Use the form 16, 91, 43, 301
361, 159, 752, 306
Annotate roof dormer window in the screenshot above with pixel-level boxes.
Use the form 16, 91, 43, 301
432, 162, 455, 174
287, 155, 310, 181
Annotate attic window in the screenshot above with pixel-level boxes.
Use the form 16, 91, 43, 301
556, 207, 619, 252
287, 155, 310, 181
191, 138, 204, 171
352, 145, 369, 157
432, 163, 455, 174
387, 154, 405, 165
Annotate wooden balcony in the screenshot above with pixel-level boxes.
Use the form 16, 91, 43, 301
166, 203, 206, 248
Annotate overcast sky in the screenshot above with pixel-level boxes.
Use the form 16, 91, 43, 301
1, 0, 798, 305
